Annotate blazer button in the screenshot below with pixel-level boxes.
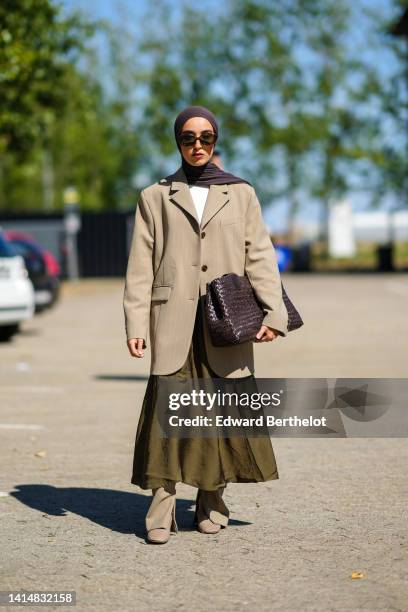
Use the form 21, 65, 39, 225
201, 264, 208, 272
201, 231, 206, 238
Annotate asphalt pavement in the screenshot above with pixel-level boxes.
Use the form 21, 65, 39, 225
1, 275, 407, 612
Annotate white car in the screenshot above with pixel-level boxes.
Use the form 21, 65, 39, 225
0, 230, 35, 340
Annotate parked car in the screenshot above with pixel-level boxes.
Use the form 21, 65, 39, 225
0, 230, 35, 340
275, 244, 293, 272
4, 231, 61, 312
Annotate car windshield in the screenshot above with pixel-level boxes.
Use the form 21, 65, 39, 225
0, 233, 17, 258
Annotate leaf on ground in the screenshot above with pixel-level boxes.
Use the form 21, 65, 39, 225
351, 572, 364, 579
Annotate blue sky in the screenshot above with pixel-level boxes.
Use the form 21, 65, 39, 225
60, 0, 405, 232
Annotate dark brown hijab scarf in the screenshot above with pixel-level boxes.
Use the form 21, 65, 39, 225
167, 105, 252, 187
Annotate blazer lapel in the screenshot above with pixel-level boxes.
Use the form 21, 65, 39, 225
169, 167, 199, 225
168, 166, 229, 229
200, 184, 229, 229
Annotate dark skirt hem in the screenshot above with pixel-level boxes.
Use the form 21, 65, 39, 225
131, 470, 279, 492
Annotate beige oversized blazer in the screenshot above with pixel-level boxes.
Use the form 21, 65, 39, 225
123, 165, 288, 378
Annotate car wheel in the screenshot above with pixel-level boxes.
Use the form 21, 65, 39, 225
0, 323, 20, 341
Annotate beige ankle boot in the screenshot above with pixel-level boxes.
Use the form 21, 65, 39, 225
194, 487, 229, 534
146, 486, 178, 544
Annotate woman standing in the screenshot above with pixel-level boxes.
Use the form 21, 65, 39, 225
123, 105, 289, 544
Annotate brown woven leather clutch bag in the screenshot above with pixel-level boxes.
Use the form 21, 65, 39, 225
205, 273, 303, 347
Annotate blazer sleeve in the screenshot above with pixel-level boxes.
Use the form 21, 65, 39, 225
244, 187, 288, 337
123, 190, 154, 346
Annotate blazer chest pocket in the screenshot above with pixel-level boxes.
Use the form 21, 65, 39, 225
220, 216, 245, 227
151, 285, 172, 302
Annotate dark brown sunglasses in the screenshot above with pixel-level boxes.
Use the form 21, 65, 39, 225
179, 131, 217, 147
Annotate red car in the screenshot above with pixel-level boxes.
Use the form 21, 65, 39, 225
4, 231, 61, 311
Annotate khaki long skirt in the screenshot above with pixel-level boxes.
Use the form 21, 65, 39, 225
131, 293, 279, 492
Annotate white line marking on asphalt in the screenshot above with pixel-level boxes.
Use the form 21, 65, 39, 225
0, 492, 10, 497
16, 362, 31, 371
0, 424, 45, 430
0, 386, 64, 394
385, 281, 408, 297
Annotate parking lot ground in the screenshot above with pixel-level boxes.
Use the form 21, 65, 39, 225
1, 275, 407, 611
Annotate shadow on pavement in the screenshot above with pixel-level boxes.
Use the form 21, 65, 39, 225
16, 328, 42, 337
10, 485, 251, 539
95, 375, 150, 382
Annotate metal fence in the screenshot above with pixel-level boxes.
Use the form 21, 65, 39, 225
0, 211, 134, 278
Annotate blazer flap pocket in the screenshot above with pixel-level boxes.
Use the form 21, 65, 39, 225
151, 285, 172, 302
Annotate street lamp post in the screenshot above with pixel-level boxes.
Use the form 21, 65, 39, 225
63, 187, 81, 281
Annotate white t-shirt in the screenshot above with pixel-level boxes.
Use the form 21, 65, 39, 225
188, 184, 209, 224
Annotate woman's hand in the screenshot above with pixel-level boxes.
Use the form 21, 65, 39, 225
255, 325, 280, 343
127, 338, 145, 358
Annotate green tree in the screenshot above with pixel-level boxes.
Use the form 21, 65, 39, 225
0, 0, 93, 210
1, 0, 406, 225
0, 1, 143, 211
0, 0, 91, 156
